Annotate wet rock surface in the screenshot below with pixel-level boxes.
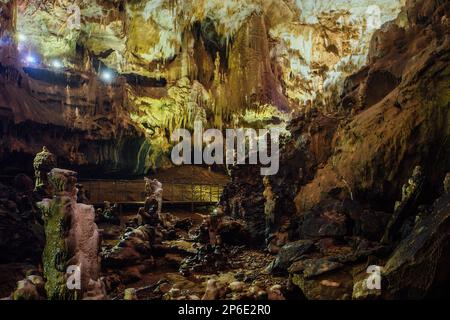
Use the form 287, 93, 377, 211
0, 263, 39, 299
267, 240, 314, 274
87, 177, 294, 301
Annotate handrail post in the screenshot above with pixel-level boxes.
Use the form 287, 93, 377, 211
191, 182, 194, 213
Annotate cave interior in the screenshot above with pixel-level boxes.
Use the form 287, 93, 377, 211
0, 0, 449, 301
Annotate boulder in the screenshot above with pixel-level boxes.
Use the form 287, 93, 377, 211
217, 216, 250, 245
356, 210, 391, 241
383, 193, 450, 299
228, 281, 244, 292
102, 225, 153, 268
268, 240, 314, 273
202, 279, 226, 300
33, 146, 56, 196
291, 268, 353, 300
301, 209, 348, 239
124, 288, 138, 300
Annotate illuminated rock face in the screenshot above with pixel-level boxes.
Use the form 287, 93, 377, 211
294, 0, 450, 215
220, 0, 450, 248
15, 0, 404, 106
0, 0, 405, 173
216, 0, 450, 299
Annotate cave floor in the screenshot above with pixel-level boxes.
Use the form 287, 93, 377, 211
100, 210, 285, 300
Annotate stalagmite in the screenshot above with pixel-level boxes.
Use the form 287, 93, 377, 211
33, 146, 56, 196
38, 168, 105, 300
0, 0, 449, 303
144, 177, 163, 219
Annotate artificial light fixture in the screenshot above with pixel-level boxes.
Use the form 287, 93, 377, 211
25, 54, 37, 64
0, 36, 12, 46
51, 59, 63, 69
100, 69, 114, 83
17, 33, 27, 42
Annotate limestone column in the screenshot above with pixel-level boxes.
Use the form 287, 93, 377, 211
38, 168, 105, 300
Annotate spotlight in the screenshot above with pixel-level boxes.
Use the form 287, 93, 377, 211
0, 36, 12, 46
51, 59, 64, 69
17, 33, 27, 42
25, 54, 37, 64
100, 69, 114, 83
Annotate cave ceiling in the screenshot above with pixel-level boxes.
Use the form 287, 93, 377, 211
1, 0, 405, 173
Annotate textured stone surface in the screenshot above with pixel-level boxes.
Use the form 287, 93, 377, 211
0, 0, 405, 174
383, 193, 450, 299
268, 240, 314, 273
1, 0, 449, 301
39, 168, 104, 300
0, 181, 44, 264
295, 0, 450, 213
218, 0, 450, 300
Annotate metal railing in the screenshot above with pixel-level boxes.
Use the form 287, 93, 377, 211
80, 179, 225, 205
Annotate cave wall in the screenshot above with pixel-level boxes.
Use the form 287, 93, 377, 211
220, 0, 449, 245
0, 0, 405, 175
295, 0, 450, 213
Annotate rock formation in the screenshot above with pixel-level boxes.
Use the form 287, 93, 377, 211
0, 0, 405, 175
294, 0, 450, 214
102, 224, 155, 283
33, 146, 56, 196
102, 178, 163, 283
144, 177, 163, 219
383, 184, 450, 299
10, 273, 46, 300
219, 0, 450, 299
0, 0, 449, 301
38, 168, 105, 299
